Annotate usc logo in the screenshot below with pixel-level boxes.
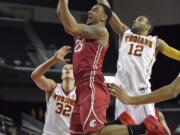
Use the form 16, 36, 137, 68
74, 39, 84, 52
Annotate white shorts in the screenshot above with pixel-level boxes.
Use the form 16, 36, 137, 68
115, 99, 156, 124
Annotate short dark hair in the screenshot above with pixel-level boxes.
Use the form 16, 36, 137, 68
98, 4, 112, 22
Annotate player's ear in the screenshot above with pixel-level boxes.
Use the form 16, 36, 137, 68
102, 14, 107, 22
146, 23, 151, 31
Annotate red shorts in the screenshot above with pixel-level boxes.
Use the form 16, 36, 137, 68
70, 81, 110, 134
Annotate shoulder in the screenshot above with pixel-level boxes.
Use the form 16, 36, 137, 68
122, 29, 133, 35
92, 24, 108, 35
156, 38, 174, 53
51, 83, 61, 93
157, 38, 164, 44
157, 38, 167, 48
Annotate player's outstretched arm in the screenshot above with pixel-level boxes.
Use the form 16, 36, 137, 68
57, 0, 107, 40
157, 39, 180, 61
57, 0, 78, 36
56, 0, 62, 23
97, 0, 129, 36
31, 46, 71, 92
109, 74, 180, 105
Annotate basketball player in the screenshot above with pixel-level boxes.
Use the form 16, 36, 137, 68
31, 46, 76, 135
57, 0, 114, 134
57, 0, 165, 135
109, 72, 180, 105
98, 0, 180, 125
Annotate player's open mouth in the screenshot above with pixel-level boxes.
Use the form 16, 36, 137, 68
66, 71, 70, 74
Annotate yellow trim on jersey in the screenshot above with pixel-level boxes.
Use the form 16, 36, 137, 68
162, 45, 180, 61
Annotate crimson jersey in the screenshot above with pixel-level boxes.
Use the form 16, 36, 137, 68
71, 38, 110, 134
73, 38, 108, 85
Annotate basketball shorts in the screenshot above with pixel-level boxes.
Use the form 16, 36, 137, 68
115, 99, 156, 124
70, 81, 110, 134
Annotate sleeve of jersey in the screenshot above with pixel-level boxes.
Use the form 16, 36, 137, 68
161, 45, 180, 61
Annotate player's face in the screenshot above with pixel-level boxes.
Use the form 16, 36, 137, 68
61, 64, 74, 80
87, 5, 106, 25
132, 16, 151, 32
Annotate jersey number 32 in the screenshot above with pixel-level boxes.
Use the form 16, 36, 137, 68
55, 102, 72, 117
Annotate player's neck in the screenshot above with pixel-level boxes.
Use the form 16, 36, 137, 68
62, 78, 75, 93
98, 21, 106, 26
141, 31, 149, 36
132, 29, 148, 36
92, 22, 105, 27
87, 21, 105, 26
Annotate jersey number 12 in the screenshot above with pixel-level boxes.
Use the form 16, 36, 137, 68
128, 44, 144, 56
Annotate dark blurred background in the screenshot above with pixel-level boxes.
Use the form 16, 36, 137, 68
0, 0, 179, 134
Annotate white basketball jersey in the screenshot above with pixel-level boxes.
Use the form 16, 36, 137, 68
115, 29, 157, 123
43, 84, 76, 135
115, 29, 158, 96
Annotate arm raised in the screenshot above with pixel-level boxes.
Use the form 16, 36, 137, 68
97, 0, 129, 36
31, 46, 71, 92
